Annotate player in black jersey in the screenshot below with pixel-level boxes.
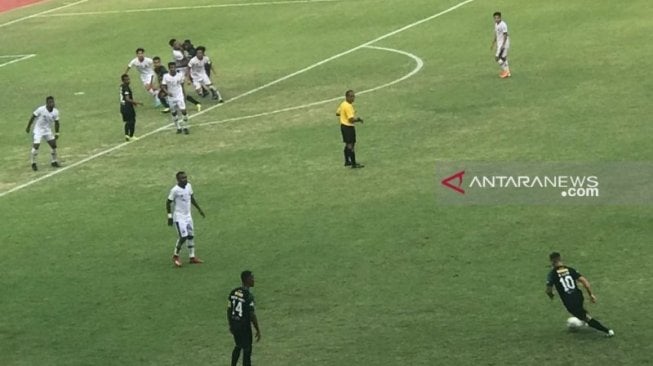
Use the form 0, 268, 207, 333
227, 270, 261, 366
152, 56, 170, 113
120, 74, 142, 141
545, 252, 614, 337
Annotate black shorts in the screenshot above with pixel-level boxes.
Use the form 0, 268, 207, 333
231, 325, 252, 348
562, 292, 587, 320
341, 124, 356, 144
121, 109, 135, 123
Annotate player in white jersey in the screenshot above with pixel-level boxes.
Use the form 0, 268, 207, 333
161, 62, 191, 134
490, 11, 511, 78
169, 38, 202, 112
188, 46, 223, 102
166, 171, 206, 267
124, 48, 161, 105
25, 96, 61, 171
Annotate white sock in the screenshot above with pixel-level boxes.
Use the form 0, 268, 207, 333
174, 239, 182, 256
30, 148, 38, 164
187, 239, 195, 258
50, 148, 58, 163
503, 60, 509, 71
172, 114, 180, 129
209, 86, 222, 100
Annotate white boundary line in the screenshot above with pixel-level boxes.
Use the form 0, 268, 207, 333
0, 0, 88, 28
38, 0, 340, 17
0, 54, 36, 68
195, 46, 424, 128
0, 0, 475, 198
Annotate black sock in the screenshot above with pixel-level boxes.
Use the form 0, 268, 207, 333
349, 149, 356, 165
231, 346, 241, 366
129, 121, 136, 137
343, 147, 350, 164
242, 346, 252, 366
159, 96, 169, 107
588, 318, 610, 333
186, 95, 200, 105
124, 122, 129, 135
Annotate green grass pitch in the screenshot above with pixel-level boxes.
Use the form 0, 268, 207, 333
0, 0, 651, 365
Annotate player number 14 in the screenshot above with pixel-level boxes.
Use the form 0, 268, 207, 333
231, 300, 243, 317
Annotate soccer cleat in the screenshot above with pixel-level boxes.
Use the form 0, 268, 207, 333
125, 135, 131, 141
500, 71, 511, 78
130, 136, 138, 141
344, 161, 352, 167
173, 255, 182, 267
183, 128, 190, 135
607, 330, 615, 337
351, 163, 365, 169
218, 99, 224, 104
51, 161, 60, 168
176, 129, 182, 134
161, 108, 170, 113
196, 104, 202, 112
31, 163, 38, 171
189, 257, 203, 264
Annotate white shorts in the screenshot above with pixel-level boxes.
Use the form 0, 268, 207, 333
496, 41, 510, 58
191, 73, 212, 90
167, 96, 186, 112
33, 129, 55, 144
140, 73, 155, 87
174, 217, 194, 238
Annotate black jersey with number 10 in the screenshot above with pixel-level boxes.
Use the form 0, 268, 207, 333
547, 266, 582, 299
228, 287, 255, 328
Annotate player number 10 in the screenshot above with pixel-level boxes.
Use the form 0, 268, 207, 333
559, 276, 576, 292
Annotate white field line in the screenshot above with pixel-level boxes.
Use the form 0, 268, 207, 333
0, 0, 475, 198
0, 54, 36, 68
196, 46, 424, 128
0, 0, 88, 28
38, 0, 340, 17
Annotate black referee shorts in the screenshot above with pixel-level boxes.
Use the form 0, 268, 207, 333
231, 325, 253, 349
563, 293, 587, 320
341, 124, 356, 144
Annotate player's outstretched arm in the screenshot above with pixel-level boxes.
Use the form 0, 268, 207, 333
191, 195, 205, 217
166, 199, 173, 226
578, 276, 597, 303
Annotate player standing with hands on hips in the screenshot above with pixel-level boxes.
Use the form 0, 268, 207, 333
166, 171, 205, 267
26, 96, 61, 171
491, 11, 511, 78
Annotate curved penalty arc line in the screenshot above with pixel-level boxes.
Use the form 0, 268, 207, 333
195, 46, 424, 128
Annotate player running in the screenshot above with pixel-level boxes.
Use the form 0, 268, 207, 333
545, 252, 614, 337
124, 48, 161, 106
188, 46, 223, 102
161, 62, 190, 134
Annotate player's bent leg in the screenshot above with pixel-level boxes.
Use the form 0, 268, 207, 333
46, 139, 60, 167
30, 142, 41, 170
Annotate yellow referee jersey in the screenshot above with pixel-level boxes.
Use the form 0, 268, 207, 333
336, 101, 355, 127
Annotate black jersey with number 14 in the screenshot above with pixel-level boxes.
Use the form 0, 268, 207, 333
547, 265, 582, 300
227, 287, 255, 329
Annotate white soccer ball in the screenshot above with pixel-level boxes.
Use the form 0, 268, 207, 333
566, 317, 585, 330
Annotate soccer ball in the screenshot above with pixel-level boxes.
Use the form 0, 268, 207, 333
566, 317, 585, 330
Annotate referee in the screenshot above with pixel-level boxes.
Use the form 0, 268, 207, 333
336, 90, 364, 168
119, 74, 142, 141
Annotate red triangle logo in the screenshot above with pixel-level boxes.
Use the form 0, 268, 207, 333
441, 170, 465, 194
